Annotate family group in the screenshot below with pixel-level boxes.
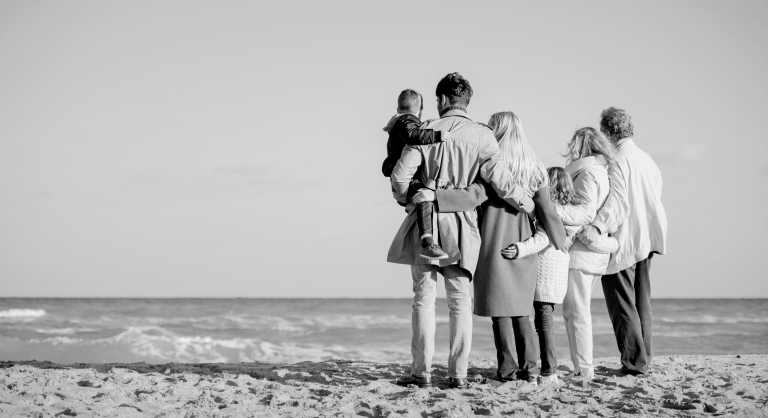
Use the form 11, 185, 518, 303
382, 72, 668, 389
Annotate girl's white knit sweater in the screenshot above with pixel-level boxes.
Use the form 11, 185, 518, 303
516, 224, 618, 304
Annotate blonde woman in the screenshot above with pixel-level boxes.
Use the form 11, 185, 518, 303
556, 127, 619, 380
415, 111, 566, 383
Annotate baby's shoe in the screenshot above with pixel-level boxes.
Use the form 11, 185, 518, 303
420, 244, 448, 260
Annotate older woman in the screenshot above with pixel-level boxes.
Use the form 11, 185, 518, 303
415, 112, 565, 383
556, 127, 619, 380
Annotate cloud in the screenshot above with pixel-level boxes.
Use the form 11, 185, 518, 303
652, 144, 711, 164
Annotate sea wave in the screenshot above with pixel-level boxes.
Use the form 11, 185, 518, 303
657, 315, 768, 324
58, 313, 428, 334
0, 309, 46, 318
28, 325, 412, 364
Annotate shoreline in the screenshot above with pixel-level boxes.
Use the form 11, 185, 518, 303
2, 355, 767, 417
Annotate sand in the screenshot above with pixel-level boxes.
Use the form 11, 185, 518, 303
1, 355, 767, 417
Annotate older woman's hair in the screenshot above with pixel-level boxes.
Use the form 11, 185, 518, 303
563, 127, 619, 169
600, 107, 634, 140
488, 111, 547, 198
547, 167, 582, 206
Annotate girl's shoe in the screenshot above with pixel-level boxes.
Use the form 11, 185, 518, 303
537, 374, 560, 385
566, 370, 595, 381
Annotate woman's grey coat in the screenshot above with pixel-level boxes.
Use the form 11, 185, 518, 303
436, 182, 566, 317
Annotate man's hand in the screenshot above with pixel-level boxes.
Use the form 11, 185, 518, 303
412, 189, 436, 204
501, 244, 519, 260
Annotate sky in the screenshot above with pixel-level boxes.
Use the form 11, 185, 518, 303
1, 1, 767, 298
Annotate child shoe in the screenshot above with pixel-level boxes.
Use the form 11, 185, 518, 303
420, 244, 449, 260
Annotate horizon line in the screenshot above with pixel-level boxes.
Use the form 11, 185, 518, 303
1, 296, 767, 300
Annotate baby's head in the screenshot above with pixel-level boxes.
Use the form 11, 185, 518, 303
547, 167, 582, 206
397, 89, 423, 118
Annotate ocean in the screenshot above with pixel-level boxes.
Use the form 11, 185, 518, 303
0, 298, 766, 365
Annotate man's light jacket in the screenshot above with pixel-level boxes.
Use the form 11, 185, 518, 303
387, 109, 532, 277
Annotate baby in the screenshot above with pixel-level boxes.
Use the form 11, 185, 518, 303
382, 89, 448, 260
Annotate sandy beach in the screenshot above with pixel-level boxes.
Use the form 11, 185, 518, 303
1, 355, 766, 417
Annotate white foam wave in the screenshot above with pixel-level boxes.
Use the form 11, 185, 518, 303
62, 313, 426, 334
658, 315, 768, 324
0, 309, 46, 318
27, 325, 412, 364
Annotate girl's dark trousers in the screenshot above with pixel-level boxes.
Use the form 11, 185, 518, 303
534, 301, 557, 376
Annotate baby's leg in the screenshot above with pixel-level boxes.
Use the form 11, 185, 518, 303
416, 201, 434, 247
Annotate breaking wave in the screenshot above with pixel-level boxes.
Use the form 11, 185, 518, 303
0, 309, 46, 318
28, 325, 412, 364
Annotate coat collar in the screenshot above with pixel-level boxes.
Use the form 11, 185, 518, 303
440, 108, 469, 118
566, 155, 607, 178
617, 137, 635, 149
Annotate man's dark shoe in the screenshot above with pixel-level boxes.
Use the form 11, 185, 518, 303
448, 377, 469, 389
396, 374, 432, 388
619, 366, 646, 377
420, 244, 449, 260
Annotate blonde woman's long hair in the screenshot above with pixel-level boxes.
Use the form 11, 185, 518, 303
562, 127, 619, 169
488, 111, 547, 198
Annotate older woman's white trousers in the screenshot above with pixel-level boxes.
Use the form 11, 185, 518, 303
562, 269, 602, 375
410, 264, 472, 379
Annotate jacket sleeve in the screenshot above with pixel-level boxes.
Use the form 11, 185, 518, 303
591, 161, 630, 234
556, 170, 600, 226
434, 181, 491, 213
390, 146, 422, 205
476, 128, 535, 214
533, 186, 566, 250
515, 224, 550, 258
401, 115, 442, 146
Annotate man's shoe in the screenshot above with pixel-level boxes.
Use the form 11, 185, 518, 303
619, 366, 646, 377
448, 377, 469, 389
395, 374, 432, 388
420, 244, 449, 260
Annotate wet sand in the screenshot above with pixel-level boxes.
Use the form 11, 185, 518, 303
1, 355, 767, 417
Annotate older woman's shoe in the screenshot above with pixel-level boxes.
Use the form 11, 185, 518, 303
448, 377, 469, 389
395, 374, 432, 388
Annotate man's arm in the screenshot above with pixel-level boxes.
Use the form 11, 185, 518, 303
390, 145, 422, 205
477, 130, 535, 214
590, 163, 630, 234
434, 181, 491, 213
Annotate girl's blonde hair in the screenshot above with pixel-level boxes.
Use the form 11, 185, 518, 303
547, 167, 582, 205
487, 111, 547, 198
562, 127, 619, 169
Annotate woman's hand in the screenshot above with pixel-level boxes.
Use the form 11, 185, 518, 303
501, 244, 519, 260
412, 189, 436, 204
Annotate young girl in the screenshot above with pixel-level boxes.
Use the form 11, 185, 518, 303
505, 167, 618, 384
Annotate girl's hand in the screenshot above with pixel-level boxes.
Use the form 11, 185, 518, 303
501, 244, 519, 260
412, 189, 436, 204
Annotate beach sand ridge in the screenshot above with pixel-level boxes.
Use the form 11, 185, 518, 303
1, 355, 767, 417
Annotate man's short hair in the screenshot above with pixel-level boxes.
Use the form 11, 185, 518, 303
435, 72, 472, 106
397, 89, 423, 113
600, 107, 634, 140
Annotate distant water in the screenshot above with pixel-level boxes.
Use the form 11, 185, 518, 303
0, 299, 766, 365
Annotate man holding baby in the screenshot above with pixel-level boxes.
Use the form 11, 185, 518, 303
387, 73, 534, 389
